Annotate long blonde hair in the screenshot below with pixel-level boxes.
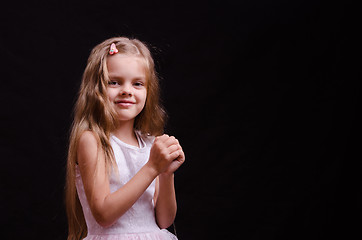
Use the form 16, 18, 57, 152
65, 37, 166, 240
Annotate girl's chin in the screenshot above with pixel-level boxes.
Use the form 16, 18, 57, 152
115, 113, 138, 123
115, 110, 143, 120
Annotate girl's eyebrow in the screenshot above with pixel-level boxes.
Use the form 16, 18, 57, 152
108, 74, 122, 79
108, 77, 146, 82
108, 74, 145, 79
133, 77, 146, 81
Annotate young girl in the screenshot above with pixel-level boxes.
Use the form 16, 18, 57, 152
65, 37, 185, 240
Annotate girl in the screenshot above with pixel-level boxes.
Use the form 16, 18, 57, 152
65, 37, 185, 240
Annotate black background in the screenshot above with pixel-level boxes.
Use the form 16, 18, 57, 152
1, 0, 360, 239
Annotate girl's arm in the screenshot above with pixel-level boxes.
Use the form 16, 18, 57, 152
154, 139, 185, 229
154, 174, 176, 229
78, 132, 182, 227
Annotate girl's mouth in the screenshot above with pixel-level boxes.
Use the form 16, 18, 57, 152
115, 100, 135, 107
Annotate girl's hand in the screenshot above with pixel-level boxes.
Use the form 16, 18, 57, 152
163, 138, 185, 175
148, 134, 185, 175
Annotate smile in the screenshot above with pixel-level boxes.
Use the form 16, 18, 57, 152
115, 100, 135, 107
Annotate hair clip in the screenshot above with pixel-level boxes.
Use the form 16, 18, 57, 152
109, 43, 119, 55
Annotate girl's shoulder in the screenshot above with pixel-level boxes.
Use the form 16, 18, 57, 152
77, 131, 100, 165
79, 131, 98, 147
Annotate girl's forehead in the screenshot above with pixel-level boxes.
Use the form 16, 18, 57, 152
107, 54, 144, 64
106, 54, 148, 76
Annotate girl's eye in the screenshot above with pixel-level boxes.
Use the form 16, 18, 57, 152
108, 81, 119, 86
134, 82, 144, 87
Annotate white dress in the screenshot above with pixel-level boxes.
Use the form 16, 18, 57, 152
75, 131, 178, 240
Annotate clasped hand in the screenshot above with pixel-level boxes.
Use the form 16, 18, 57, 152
148, 134, 185, 175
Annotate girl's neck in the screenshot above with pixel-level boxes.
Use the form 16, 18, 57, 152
113, 120, 139, 147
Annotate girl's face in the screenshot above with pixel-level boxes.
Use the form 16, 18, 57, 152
106, 54, 147, 124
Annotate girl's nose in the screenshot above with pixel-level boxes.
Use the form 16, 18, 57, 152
120, 84, 132, 96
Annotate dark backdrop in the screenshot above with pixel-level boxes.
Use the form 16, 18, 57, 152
1, 0, 360, 239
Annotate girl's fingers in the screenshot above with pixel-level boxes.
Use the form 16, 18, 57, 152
155, 134, 169, 142
177, 149, 185, 162
167, 144, 180, 156
169, 151, 181, 161
153, 134, 184, 163
170, 146, 185, 162
163, 136, 178, 148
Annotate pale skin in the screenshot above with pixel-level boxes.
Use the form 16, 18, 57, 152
77, 54, 185, 228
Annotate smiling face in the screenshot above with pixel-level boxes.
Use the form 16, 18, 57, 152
106, 54, 147, 125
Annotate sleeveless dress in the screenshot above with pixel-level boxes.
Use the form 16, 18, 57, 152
75, 131, 178, 240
